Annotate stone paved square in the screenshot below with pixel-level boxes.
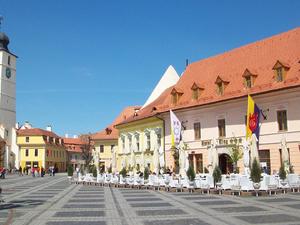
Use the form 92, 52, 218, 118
0, 174, 300, 225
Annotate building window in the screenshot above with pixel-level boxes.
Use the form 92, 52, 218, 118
25, 137, 29, 142
111, 145, 115, 150
157, 133, 161, 148
171, 93, 178, 105
276, 67, 283, 82
218, 119, 226, 137
34, 149, 38, 157
259, 149, 271, 174
136, 135, 140, 151
194, 122, 201, 140
8, 56, 10, 65
244, 76, 252, 88
196, 154, 203, 173
121, 137, 125, 151
192, 89, 199, 100
128, 136, 132, 150
217, 82, 224, 95
25, 149, 29, 157
100, 145, 104, 153
277, 110, 288, 131
146, 133, 151, 150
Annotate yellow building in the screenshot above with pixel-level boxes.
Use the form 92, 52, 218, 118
17, 128, 66, 172
115, 116, 164, 174
92, 106, 139, 172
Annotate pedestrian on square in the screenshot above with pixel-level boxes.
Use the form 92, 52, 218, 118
32, 168, 35, 177
19, 166, 22, 176
41, 167, 45, 177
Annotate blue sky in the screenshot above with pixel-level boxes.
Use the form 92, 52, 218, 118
1, 0, 300, 136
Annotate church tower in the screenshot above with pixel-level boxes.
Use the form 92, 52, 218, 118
0, 28, 18, 169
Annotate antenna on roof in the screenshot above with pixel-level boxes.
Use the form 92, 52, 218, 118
185, 59, 189, 68
0, 16, 3, 31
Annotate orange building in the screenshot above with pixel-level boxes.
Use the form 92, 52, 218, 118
63, 137, 87, 169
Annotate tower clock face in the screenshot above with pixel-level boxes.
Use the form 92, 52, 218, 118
5, 67, 11, 79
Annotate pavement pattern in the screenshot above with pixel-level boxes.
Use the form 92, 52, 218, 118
0, 174, 300, 225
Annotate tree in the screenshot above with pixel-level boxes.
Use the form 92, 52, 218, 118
67, 164, 74, 177
79, 133, 94, 167
228, 137, 243, 173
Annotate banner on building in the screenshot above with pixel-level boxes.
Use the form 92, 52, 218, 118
170, 110, 181, 147
246, 95, 260, 140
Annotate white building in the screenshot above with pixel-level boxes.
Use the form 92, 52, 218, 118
0, 31, 18, 169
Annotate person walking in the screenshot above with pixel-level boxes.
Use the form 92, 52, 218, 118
19, 166, 23, 176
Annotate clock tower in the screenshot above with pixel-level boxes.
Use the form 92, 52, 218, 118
0, 31, 18, 169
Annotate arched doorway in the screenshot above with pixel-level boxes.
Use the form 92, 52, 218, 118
218, 154, 233, 174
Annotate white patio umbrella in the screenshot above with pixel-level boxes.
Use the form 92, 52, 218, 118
242, 139, 250, 175
111, 146, 117, 173
211, 138, 218, 172
281, 137, 289, 171
153, 146, 159, 174
179, 141, 185, 176
184, 150, 189, 172
250, 133, 259, 165
130, 149, 135, 169
159, 145, 165, 168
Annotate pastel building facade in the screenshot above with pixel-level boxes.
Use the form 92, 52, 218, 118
119, 27, 300, 174
63, 137, 86, 169
92, 106, 139, 172
17, 128, 67, 172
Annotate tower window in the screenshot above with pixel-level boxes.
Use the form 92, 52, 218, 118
8, 56, 10, 65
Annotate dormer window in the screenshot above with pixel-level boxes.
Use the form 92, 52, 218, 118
191, 82, 204, 101
171, 88, 183, 105
242, 69, 257, 89
105, 128, 112, 135
272, 60, 289, 82
215, 76, 229, 96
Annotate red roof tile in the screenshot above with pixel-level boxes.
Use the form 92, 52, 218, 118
92, 106, 140, 140
17, 128, 61, 139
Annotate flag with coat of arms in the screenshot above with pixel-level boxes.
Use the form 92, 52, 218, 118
170, 110, 181, 147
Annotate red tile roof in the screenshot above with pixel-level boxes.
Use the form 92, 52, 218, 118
63, 138, 86, 153
17, 128, 61, 139
117, 27, 300, 125
92, 106, 140, 140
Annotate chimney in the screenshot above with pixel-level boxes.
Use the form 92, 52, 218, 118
65, 134, 69, 138
46, 125, 52, 132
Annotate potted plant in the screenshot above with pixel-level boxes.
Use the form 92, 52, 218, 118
92, 165, 97, 178
120, 167, 127, 182
144, 167, 150, 181
279, 165, 287, 186
250, 157, 261, 190
213, 166, 222, 188
186, 165, 195, 187
67, 164, 74, 178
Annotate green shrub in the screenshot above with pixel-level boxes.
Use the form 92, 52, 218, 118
186, 165, 195, 181
107, 166, 112, 174
67, 164, 74, 176
144, 167, 150, 180
92, 165, 97, 177
279, 165, 287, 180
250, 157, 261, 183
213, 166, 222, 184
119, 167, 127, 178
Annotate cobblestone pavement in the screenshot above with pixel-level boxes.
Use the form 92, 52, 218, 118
0, 174, 300, 225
